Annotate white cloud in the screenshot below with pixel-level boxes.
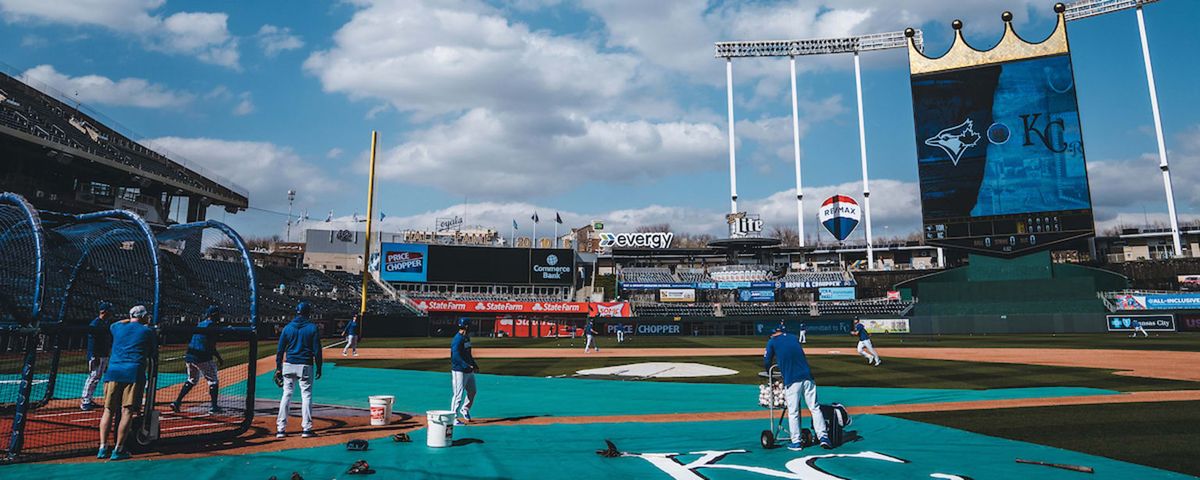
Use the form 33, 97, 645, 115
1087, 125, 1200, 226
326, 148, 344, 159
303, 0, 640, 118
256, 24, 304, 57
21, 64, 193, 108
0, 0, 240, 68
142, 137, 338, 209
378, 108, 726, 198
232, 92, 254, 116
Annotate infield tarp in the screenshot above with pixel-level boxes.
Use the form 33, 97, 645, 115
5, 416, 1192, 479
249, 366, 1116, 417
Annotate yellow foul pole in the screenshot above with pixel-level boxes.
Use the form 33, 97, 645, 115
359, 131, 379, 331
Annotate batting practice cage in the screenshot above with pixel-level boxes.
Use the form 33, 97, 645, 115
0, 192, 258, 464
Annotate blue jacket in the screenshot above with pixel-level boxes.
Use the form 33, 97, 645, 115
185, 319, 220, 363
103, 321, 156, 384
277, 315, 322, 370
763, 333, 813, 386
86, 316, 112, 359
342, 320, 359, 337
854, 323, 870, 341
451, 332, 478, 372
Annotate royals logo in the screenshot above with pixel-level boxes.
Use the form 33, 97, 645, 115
925, 119, 981, 165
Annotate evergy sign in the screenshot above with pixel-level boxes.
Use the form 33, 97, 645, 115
599, 232, 674, 249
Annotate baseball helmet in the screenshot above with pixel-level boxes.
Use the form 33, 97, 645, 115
296, 302, 312, 315
457, 317, 471, 328
203, 305, 222, 318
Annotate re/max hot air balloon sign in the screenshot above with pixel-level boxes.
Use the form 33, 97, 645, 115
819, 195, 861, 242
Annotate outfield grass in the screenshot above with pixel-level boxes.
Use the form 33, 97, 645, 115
334, 355, 1200, 392
351, 332, 1200, 351
892, 401, 1200, 477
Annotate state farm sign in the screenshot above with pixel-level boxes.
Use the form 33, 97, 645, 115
413, 300, 589, 314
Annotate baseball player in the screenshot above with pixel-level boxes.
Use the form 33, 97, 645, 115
450, 317, 479, 426
276, 302, 323, 438
1130, 318, 1148, 338
851, 317, 880, 366
98, 305, 156, 461
341, 313, 360, 356
763, 324, 830, 451
81, 301, 113, 411
172, 305, 225, 414
584, 320, 600, 353
797, 321, 807, 344
615, 323, 625, 343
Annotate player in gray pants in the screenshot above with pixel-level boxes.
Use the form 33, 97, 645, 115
451, 318, 479, 426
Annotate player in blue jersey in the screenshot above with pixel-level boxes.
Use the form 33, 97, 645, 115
172, 305, 225, 414
451, 317, 479, 426
851, 317, 881, 366
276, 302, 323, 438
81, 301, 114, 411
764, 324, 830, 451
342, 313, 361, 356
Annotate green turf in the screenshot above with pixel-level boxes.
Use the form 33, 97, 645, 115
335, 354, 1200, 392
350, 332, 1200, 351
891, 401, 1200, 477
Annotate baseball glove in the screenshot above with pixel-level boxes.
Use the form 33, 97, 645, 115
274, 370, 284, 388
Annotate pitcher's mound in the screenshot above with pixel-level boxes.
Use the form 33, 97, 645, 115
576, 362, 738, 378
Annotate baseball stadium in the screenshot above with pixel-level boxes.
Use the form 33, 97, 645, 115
3, 1, 1200, 479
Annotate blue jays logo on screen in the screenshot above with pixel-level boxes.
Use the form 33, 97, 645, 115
819, 195, 860, 242
380, 243, 428, 282
912, 54, 1091, 221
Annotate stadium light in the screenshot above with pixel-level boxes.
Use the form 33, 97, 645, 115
714, 30, 916, 264
1065, 0, 1181, 256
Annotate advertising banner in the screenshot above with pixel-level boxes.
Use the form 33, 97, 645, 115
738, 289, 776, 302
1177, 314, 1200, 332
659, 288, 697, 303
621, 282, 696, 290
494, 317, 563, 338
819, 287, 857, 301
718, 281, 753, 289
1179, 275, 1200, 291
1106, 314, 1175, 332
751, 282, 780, 288
1114, 293, 1200, 310
886, 290, 902, 301
753, 320, 852, 336
413, 300, 589, 314
862, 318, 910, 334
380, 243, 429, 282
588, 302, 632, 318
634, 323, 683, 336
697, 282, 718, 290
599, 232, 674, 249
529, 248, 576, 285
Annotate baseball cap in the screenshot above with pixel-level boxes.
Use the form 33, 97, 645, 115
129, 305, 148, 319
203, 305, 222, 318
458, 317, 471, 328
97, 301, 113, 312
774, 324, 787, 333
296, 302, 312, 315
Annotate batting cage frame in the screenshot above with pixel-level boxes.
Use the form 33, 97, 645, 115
1, 193, 260, 464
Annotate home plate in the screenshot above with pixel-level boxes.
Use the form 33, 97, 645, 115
576, 362, 737, 378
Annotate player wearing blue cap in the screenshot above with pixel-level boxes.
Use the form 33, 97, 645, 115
763, 324, 830, 451
1130, 318, 1148, 338
451, 317, 479, 426
852, 317, 881, 366
276, 302, 323, 438
341, 313, 360, 356
98, 304, 156, 461
172, 305, 225, 414
81, 301, 114, 411
584, 320, 600, 353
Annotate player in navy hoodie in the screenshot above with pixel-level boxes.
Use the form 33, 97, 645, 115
276, 302, 322, 438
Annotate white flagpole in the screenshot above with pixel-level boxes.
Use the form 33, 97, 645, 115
790, 55, 805, 247
854, 51, 875, 270
725, 57, 739, 214
533, 221, 538, 249
1136, 5, 1182, 257
554, 222, 559, 248
511, 223, 515, 248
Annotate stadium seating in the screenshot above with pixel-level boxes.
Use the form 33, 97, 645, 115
675, 269, 711, 282
779, 271, 856, 286
632, 302, 716, 317
619, 267, 675, 283
708, 265, 776, 282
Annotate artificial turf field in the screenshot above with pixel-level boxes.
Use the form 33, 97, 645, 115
6, 333, 1199, 478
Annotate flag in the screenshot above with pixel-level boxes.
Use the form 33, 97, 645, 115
513, 219, 519, 230
555, 212, 563, 224
380, 211, 386, 221
325, 210, 333, 222
532, 212, 540, 223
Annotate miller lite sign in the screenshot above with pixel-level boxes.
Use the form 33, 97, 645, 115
726, 212, 763, 238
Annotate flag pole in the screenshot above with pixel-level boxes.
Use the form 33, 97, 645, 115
533, 218, 538, 249
359, 131, 378, 333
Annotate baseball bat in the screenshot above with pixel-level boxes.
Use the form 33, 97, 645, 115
1016, 458, 1094, 474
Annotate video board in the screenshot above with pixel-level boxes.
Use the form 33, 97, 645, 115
382, 244, 575, 285
911, 53, 1094, 255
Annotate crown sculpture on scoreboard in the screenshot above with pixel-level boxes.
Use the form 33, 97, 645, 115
906, 3, 1069, 75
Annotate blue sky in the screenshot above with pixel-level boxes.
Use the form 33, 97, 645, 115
1, 0, 1197, 243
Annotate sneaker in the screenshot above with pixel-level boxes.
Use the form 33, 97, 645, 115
342, 351, 348, 356
453, 420, 466, 426
276, 431, 287, 438
301, 430, 316, 438
353, 352, 359, 357
874, 358, 882, 366
787, 442, 804, 451
109, 449, 132, 461
820, 437, 832, 449
81, 402, 97, 411
97, 446, 111, 459
208, 406, 223, 415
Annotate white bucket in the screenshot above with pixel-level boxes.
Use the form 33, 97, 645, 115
369, 395, 394, 426
426, 410, 456, 448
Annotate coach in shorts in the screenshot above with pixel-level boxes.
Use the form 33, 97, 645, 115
98, 305, 156, 461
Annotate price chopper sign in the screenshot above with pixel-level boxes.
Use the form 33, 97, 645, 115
726, 212, 763, 238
